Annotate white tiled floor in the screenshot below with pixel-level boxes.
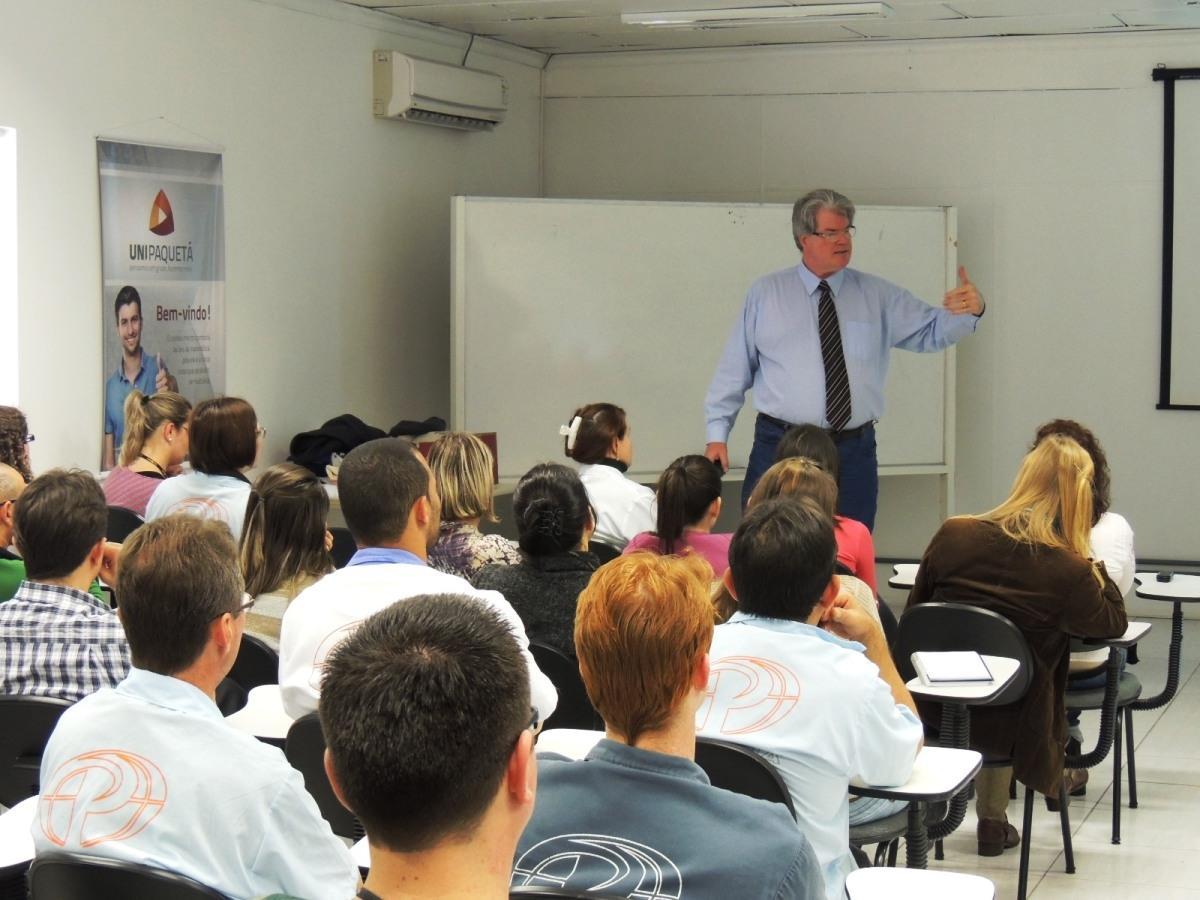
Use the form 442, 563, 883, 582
878, 577, 1200, 898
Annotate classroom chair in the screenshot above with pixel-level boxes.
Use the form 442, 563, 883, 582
528, 642, 602, 731
27, 853, 227, 900
105, 505, 144, 542
0, 695, 72, 808
285, 712, 365, 842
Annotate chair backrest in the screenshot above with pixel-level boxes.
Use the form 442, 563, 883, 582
227, 633, 279, 693
27, 853, 228, 900
328, 526, 357, 569
528, 642, 602, 731
0, 695, 73, 807
693, 736, 797, 820
105, 505, 144, 543
876, 598, 899, 651
588, 542, 621, 564
893, 602, 1034, 707
284, 712, 364, 841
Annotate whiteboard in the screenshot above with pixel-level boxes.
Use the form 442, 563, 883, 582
452, 197, 956, 482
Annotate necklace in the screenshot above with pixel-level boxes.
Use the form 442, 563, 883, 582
137, 453, 166, 477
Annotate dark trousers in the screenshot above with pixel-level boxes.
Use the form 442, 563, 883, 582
742, 414, 880, 531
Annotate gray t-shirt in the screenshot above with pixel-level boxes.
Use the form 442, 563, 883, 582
513, 739, 824, 900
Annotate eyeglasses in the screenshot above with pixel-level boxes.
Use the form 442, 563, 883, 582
808, 227, 855, 241
527, 707, 540, 732
255, 426, 267, 438
235, 593, 256, 616
22, 434, 34, 444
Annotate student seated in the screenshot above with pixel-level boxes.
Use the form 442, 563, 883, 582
426, 432, 520, 579
473, 463, 599, 658
515, 552, 825, 900
238, 463, 334, 646
33, 515, 359, 899
907, 434, 1127, 855
698, 497, 923, 899
562, 402, 654, 550
319, 594, 537, 900
0, 469, 127, 700
624, 454, 733, 578
102, 390, 191, 517
278, 437, 557, 720
0, 464, 28, 603
774, 424, 877, 592
0, 406, 33, 483
145, 396, 261, 541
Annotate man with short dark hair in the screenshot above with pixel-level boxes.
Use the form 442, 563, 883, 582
0, 469, 127, 700
279, 437, 556, 720
320, 594, 537, 899
34, 515, 359, 899
697, 497, 923, 899
102, 285, 177, 469
514, 552, 824, 899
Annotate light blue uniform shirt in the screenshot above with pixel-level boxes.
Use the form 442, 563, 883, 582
34, 667, 359, 900
697, 612, 923, 900
104, 351, 163, 448
705, 263, 979, 443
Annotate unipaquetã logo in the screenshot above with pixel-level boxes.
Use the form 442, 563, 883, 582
148, 189, 175, 236
40, 749, 168, 848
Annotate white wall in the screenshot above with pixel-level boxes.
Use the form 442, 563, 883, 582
1, 0, 544, 472
542, 31, 1200, 560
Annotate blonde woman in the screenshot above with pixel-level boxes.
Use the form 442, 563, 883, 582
426, 432, 520, 579
906, 434, 1127, 856
239, 463, 334, 645
103, 390, 191, 516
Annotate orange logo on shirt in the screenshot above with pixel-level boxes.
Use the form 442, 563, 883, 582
696, 656, 801, 735
40, 750, 167, 848
149, 189, 174, 236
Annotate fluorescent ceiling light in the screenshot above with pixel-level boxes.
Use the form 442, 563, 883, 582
622, 4, 893, 27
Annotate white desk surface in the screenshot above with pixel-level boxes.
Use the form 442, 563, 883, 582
223, 684, 294, 740
1135, 572, 1200, 602
906, 655, 1020, 704
0, 796, 37, 868
849, 746, 982, 802
536, 728, 605, 760
846, 866, 995, 899
889, 563, 920, 589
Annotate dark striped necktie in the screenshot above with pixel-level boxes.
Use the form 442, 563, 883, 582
817, 280, 852, 432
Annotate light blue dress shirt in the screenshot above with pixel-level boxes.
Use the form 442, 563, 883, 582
104, 351, 162, 448
34, 667, 359, 900
705, 263, 979, 443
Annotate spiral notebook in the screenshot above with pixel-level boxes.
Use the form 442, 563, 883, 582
912, 651, 994, 686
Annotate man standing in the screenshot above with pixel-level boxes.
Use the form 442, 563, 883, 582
0, 469, 127, 700
320, 594, 537, 900
704, 189, 984, 528
278, 437, 557, 721
515, 552, 824, 899
103, 285, 177, 469
34, 515, 360, 899
697, 497, 923, 899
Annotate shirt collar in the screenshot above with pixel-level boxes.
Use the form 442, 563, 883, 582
584, 738, 711, 786
797, 262, 847, 299
346, 546, 426, 567
116, 667, 223, 721
725, 610, 865, 652
16, 580, 110, 612
113, 350, 147, 384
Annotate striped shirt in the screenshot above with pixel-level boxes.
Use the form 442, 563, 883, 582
0, 581, 130, 702
101, 467, 161, 518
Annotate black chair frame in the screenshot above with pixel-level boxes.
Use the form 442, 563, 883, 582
27, 853, 228, 899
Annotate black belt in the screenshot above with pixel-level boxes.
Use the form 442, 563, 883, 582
757, 413, 874, 445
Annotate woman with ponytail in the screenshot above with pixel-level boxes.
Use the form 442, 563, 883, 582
624, 455, 732, 578
102, 390, 191, 516
239, 463, 334, 645
474, 463, 598, 657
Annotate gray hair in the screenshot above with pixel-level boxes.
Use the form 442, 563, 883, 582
792, 189, 855, 239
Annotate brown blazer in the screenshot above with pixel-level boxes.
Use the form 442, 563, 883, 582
905, 517, 1127, 795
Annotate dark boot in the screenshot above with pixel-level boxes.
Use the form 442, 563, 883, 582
977, 817, 1021, 856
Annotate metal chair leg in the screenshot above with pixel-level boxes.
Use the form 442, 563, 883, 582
1059, 782, 1075, 874
934, 837, 944, 861
1112, 710, 1123, 845
1017, 785, 1034, 900
1126, 707, 1138, 809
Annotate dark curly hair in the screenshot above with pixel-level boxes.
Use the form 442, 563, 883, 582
0, 407, 32, 483
1032, 419, 1110, 525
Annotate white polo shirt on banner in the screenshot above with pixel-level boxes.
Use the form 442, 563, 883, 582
33, 668, 359, 900
278, 548, 558, 721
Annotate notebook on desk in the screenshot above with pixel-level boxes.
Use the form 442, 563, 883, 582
912, 651, 994, 686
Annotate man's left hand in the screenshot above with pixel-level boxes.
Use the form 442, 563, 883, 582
943, 265, 985, 316
154, 353, 179, 393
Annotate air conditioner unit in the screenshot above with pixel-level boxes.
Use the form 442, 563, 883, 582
373, 51, 506, 131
